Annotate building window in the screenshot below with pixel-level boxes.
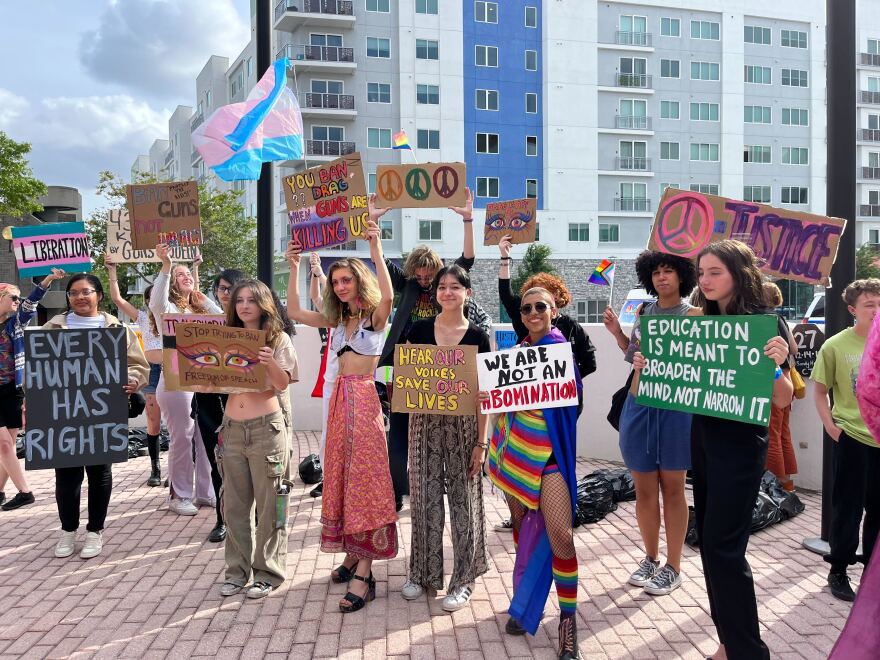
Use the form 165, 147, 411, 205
526, 179, 538, 198
782, 108, 809, 126
744, 105, 772, 124
690, 183, 719, 195
690, 102, 719, 121
599, 223, 619, 243
744, 65, 772, 84
526, 136, 538, 156
660, 100, 680, 119
525, 6, 537, 28
871, 77, 880, 93
869, 228, 880, 243
367, 37, 391, 58
743, 186, 771, 203
380, 219, 393, 239
246, 57, 253, 77
691, 61, 720, 81
311, 80, 343, 94
660, 182, 680, 195
476, 45, 499, 67
871, 190, 880, 205
416, 0, 437, 14
568, 223, 590, 242
869, 39, 880, 55
781, 29, 808, 49
476, 132, 499, 154
691, 20, 720, 40
367, 82, 391, 103
416, 39, 439, 60
417, 129, 440, 150
368, 173, 376, 194
312, 125, 344, 142
782, 69, 809, 87
367, 127, 392, 148
744, 145, 772, 163
660, 59, 680, 78
475, 1, 498, 23
744, 25, 771, 45
661, 17, 680, 37
660, 141, 680, 160
525, 50, 538, 71
781, 186, 809, 204
366, 0, 389, 12
870, 114, 880, 130
311, 33, 343, 47
576, 300, 609, 324
416, 84, 440, 105
206, 89, 212, 109
690, 143, 720, 161
525, 92, 538, 113
870, 152, 880, 168
476, 177, 499, 198
419, 220, 442, 241
476, 89, 499, 110
620, 182, 647, 207
782, 147, 809, 165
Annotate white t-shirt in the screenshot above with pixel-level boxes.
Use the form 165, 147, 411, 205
65, 313, 107, 329
136, 309, 163, 351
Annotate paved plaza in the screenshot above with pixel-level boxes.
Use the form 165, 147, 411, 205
0, 431, 858, 659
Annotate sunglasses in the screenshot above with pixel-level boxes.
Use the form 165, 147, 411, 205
520, 302, 552, 315
6, 295, 21, 303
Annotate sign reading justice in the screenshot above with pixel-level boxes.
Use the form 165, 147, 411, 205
126, 181, 202, 250
176, 323, 267, 393
375, 163, 467, 209
106, 209, 198, 263
392, 344, 478, 415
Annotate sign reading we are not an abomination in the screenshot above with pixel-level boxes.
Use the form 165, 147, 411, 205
477, 343, 578, 414
24, 328, 129, 470
126, 181, 202, 250
106, 209, 198, 263
393, 344, 479, 415
375, 163, 467, 209
635, 315, 777, 425
176, 323, 267, 394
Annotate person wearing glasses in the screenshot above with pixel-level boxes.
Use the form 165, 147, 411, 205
0, 268, 66, 512
44, 274, 149, 559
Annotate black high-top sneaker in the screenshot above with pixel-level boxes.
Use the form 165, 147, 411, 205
558, 613, 581, 660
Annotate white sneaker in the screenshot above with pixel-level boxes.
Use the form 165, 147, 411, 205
442, 583, 474, 612
401, 579, 424, 600
80, 531, 103, 559
169, 497, 198, 516
643, 565, 682, 596
194, 496, 216, 508
54, 531, 76, 558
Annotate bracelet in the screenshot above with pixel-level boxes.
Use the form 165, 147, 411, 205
462, 217, 473, 223
774, 366, 783, 380
474, 443, 488, 450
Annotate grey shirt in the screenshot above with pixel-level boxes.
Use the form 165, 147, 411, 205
624, 300, 694, 363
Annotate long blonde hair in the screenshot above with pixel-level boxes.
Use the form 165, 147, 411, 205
322, 258, 381, 326
226, 279, 285, 347
170, 264, 211, 314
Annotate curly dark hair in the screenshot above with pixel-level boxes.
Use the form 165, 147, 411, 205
634, 250, 697, 298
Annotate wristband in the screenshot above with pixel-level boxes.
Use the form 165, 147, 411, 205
774, 366, 783, 380
462, 219, 473, 224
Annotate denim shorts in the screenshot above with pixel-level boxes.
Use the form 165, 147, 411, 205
619, 393, 692, 472
143, 363, 162, 395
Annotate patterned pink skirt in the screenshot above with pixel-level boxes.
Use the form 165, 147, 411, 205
320, 374, 398, 559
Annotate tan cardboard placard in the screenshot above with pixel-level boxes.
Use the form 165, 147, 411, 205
175, 323, 267, 393
483, 198, 538, 246
374, 163, 467, 208
160, 314, 225, 390
392, 343, 478, 415
126, 181, 202, 250
106, 209, 198, 263
648, 187, 846, 285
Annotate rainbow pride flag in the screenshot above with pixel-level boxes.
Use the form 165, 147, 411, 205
588, 259, 615, 286
392, 130, 412, 150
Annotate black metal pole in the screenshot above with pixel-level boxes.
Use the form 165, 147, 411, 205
256, 0, 273, 286
804, 0, 857, 555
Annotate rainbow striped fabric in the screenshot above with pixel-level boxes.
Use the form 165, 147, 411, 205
392, 130, 412, 150
588, 259, 615, 286
488, 409, 552, 510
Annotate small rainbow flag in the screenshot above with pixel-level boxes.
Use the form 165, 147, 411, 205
392, 130, 412, 150
588, 259, 615, 286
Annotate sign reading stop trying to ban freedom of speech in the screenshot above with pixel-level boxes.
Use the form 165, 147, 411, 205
635, 315, 778, 425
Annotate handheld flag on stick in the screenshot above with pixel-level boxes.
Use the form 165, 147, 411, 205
589, 259, 616, 308
392, 129, 419, 163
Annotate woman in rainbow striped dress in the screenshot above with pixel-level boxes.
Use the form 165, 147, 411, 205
484, 286, 583, 660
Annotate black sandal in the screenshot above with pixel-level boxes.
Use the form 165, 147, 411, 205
339, 573, 375, 613
331, 557, 358, 583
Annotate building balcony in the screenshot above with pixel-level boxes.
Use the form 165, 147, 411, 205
860, 90, 880, 104
614, 115, 652, 130
859, 128, 880, 142
615, 157, 651, 171
298, 92, 357, 118
862, 166, 880, 180
164, 150, 174, 166
614, 197, 651, 212
860, 204, 880, 217
860, 52, 880, 67
614, 31, 652, 47
191, 149, 201, 165
274, 0, 355, 30
276, 44, 356, 74
614, 73, 653, 89
280, 139, 356, 165
190, 113, 204, 132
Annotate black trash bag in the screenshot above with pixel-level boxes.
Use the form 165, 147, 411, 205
750, 491, 782, 533
685, 505, 699, 548
298, 453, 323, 484
760, 470, 805, 520
159, 428, 170, 452
573, 475, 617, 527
587, 468, 636, 503
15, 431, 24, 459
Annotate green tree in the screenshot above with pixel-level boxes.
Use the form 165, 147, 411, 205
856, 242, 880, 279
0, 131, 48, 217
512, 243, 557, 294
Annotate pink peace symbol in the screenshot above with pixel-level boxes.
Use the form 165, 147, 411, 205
653, 192, 714, 258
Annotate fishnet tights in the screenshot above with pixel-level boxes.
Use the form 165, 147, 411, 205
506, 470, 576, 560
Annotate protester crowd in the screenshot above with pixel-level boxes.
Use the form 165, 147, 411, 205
1, 191, 878, 660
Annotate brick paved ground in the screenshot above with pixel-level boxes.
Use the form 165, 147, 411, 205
0, 431, 859, 659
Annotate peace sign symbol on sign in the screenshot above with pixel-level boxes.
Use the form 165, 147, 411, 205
378, 170, 404, 201
405, 168, 431, 201
432, 166, 459, 199
653, 192, 714, 258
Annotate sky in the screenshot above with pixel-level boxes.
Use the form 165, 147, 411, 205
0, 0, 253, 217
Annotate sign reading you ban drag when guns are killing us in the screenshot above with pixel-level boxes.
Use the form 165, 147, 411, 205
126, 181, 202, 250
649, 187, 846, 285
375, 163, 467, 209
176, 323, 267, 394
11, 222, 91, 277
477, 343, 578, 414
106, 209, 198, 263
24, 328, 129, 470
392, 344, 478, 415
635, 315, 777, 425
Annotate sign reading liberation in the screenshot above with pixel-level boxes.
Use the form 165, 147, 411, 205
636, 315, 777, 425
392, 344, 478, 415
11, 222, 91, 277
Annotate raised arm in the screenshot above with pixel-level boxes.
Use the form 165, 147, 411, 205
17, 268, 65, 326
497, 235, 521, 322
367, 214, 393, 331
450, 187, 474, 260
104, 254, 140, 320
308, 252, 326, 312
148, 243, 173, 321
285, 240, 331, 328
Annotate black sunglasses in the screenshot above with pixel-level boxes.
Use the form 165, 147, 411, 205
520, 302, 552, 315
8, 295, 21, 303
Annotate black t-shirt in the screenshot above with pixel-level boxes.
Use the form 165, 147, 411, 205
405, 317, 491, 353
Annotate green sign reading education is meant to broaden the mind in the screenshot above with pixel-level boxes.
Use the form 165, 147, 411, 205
635, 315, 778, 426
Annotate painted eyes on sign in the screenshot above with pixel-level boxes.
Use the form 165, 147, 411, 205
486, 213, 506, 230
485, 211, 534, 232
179, 343, 222, 367
224, 344, 260, 373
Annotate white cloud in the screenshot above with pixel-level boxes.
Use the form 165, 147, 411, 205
79, 0, 250, 99
0, 89, 29, 127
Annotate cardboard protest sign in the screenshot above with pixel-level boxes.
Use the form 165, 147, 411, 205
494, 329, 518, 351
649, 188, 846, 285
283, 153, 369, 245
635, 315, 777, 425
792, 323, 825, 379
161, 314, 226, 390
289, 213, 353, 250
23, 328, 129, 469
477, 343, 578, 414
375, 163, 467, 208
126, 181, 202, 250
483, 198, 538, 246
392, 344, 478, 415
175, 323, 267, 393
11, 222, 91, 277
106, 209, 198, 263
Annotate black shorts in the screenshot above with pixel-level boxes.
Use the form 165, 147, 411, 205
0, 381, 24, 430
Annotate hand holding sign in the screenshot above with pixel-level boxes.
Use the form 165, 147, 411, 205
285, 240, 303, 267
156, 243, 172, 269
764, 336, 790, 366
449, 186, 474, 220
368, 193, 390, 222
40, 267, 67, 288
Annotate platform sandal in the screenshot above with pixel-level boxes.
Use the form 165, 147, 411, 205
331, 557, 359, 583
339, 573, 375, 613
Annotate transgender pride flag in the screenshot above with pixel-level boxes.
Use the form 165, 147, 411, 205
192, 58, 303, 181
